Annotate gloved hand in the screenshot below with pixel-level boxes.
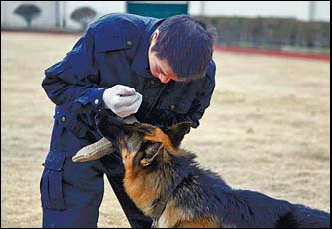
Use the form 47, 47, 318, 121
103, 85, 142, 118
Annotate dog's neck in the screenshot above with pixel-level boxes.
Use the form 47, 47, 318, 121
150, 178, 180, 227
150, 152, 197, 226
123, 148, 197, 226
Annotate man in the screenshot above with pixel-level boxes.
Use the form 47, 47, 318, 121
41, 13, 216, 228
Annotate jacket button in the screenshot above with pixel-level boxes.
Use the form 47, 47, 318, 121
61, 116, 66, 123
170, 105, 175, 110
94, 99, 99, 105
126, 40, 133, 47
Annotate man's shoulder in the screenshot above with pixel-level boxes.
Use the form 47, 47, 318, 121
90, 13, 156, 35
87, 13, 161, 52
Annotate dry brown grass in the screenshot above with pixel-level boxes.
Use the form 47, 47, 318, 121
1, 31, 330, 228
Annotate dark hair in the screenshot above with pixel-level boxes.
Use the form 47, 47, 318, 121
151, 15, 214, 80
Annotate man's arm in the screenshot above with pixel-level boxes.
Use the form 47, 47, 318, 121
42, 27, 106, 113
166, 60, 216, 129
186, 79, 215, 128
177, 77, 215, 128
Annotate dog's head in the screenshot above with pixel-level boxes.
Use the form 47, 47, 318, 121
96, 114, 192, 167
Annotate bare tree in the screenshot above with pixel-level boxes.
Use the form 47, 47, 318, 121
14, 4, 41, 28
71, 7, 97, 31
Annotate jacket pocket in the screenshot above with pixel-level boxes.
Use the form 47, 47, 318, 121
159, 98, 192, 115
54, 105, 87, 138
40, 153, 66, 210
172, 101, 192, 114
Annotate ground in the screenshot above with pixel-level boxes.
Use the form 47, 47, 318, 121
1, 31, 330, 228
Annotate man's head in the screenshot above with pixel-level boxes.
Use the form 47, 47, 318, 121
148, 15, 214, 84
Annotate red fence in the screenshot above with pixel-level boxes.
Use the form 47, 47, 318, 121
214, 45, 330, 62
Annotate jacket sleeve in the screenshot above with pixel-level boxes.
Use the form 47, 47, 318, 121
186, 74, 215, 128
41, 27, 106, 113
169, 60, 216, 129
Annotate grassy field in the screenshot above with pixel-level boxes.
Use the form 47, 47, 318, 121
1, 31, 330, 228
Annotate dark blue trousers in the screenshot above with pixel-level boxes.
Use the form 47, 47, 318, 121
41, 150, 152, 228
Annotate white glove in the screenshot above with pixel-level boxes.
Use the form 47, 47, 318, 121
103, 85, 142, 118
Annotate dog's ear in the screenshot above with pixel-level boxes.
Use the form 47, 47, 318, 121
130, 123, 155, 136
140, 142, 165, 167
164, 122, 192, 148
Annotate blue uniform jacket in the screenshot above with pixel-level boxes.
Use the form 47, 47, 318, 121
41, 13, 216, 180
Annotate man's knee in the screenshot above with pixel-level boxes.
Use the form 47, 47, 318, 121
40, 156, 105, 227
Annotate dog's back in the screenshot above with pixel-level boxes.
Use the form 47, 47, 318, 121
171, 157, 330, 228
290, 204, 330, 228
224, 190, 330, 228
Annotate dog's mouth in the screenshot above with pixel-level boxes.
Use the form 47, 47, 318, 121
74, 112, 191, 165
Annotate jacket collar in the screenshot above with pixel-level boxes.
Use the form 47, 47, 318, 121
131, 17, 164, 79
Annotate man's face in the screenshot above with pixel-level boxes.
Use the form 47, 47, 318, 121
148, 30, 186, 84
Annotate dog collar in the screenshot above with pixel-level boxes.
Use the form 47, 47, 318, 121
151, 181, 179, 228
151, 217, 159, 228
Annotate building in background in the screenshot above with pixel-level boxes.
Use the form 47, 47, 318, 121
1, 1, 330, 54
189, 1, 330, 21
127, 1, 188, 18
1, 1, 125, 30
1, 1, 330, 30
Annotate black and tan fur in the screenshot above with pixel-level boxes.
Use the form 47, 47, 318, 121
96, 114, 330, 228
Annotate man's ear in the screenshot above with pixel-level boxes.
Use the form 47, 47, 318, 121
164, 122, 192, 148
152, 29, 160, 40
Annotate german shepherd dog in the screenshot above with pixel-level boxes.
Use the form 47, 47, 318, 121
96, 114, 330, 228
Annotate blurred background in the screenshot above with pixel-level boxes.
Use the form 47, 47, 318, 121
1, 1, 330, 55
1, 1, 330, 228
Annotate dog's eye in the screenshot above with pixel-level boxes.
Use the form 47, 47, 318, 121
141, 142, 162, 157
140, 142, 152, 154
140, 141, 150, 151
